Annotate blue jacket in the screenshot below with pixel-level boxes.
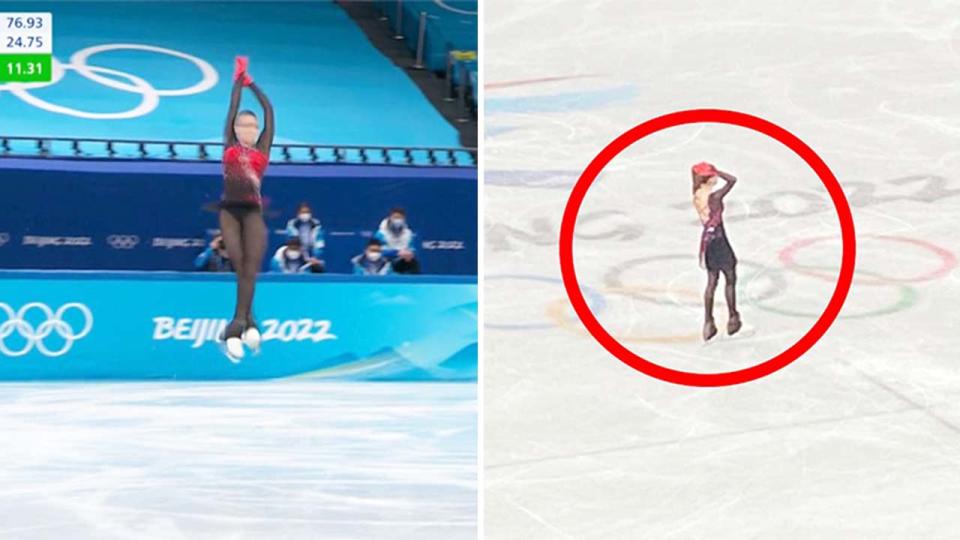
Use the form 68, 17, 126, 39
285, 217, 325, 258
194, 247, 233, 272
271, 246, 314, 273
351, 253, 392, 275
373, 218, 417, 259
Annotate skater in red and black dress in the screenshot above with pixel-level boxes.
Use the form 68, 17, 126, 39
691, 162, 741, 342
219, 56, 274, 361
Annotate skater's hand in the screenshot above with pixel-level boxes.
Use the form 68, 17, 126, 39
233, 56, 253, 86
233, 56, 247, 81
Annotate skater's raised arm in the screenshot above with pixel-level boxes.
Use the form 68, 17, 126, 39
249, 81, 275, 156
223, 78, 243, 147
712, 170, 737, 200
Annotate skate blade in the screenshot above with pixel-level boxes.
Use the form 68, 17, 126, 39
700, 323, 754, 347
724, 324, 756, 340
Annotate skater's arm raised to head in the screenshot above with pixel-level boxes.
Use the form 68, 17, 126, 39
249, 81, 275, 156
223, 78, 243, 146
713, 170, 738, 200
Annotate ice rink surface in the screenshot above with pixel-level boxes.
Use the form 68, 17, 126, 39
484, 0, 960, 537
0, 382, 476, 540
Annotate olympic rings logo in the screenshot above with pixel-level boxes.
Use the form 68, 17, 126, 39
0, 302, 94, 357
487, 235, 956, 343
0, 43, 218, 119
107, 235, 140, 250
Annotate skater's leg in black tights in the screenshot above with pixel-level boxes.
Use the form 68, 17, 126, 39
704, 269, 720, 323
721, 266, 738, 318
238, 210, 267, 327
219, 209, 246, 338
220, 209, 246, 337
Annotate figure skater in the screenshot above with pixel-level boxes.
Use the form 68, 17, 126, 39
219, 56, 274, 361
691, 162, 741, 342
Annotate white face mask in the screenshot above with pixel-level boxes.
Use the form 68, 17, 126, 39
286, 249, 301, 259
298, 212, 311, 221
389, 218, 405, 228
367, 251, 382, 261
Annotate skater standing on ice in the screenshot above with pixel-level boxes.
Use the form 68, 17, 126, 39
691, 162, 741, 342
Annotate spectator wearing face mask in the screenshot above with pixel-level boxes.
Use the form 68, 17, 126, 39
374, 207, 419, 274
352, 239, 392, 275
285, 202, 325, 260
271, 236, 324, 273
195, 234, 234, 272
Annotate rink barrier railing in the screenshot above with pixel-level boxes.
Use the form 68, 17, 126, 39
0, 270, 476, 283
0, 135, 478, 167
444, 50, 478, 122
378, 0, 478, 121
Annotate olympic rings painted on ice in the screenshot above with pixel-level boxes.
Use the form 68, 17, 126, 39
485, 274, 605, 330
751, 266, 919, 319
603, 254, 790, 308
0, 43, 218, 119
779, 234, 957, 284
492, 236, 940, 337
545, 288, 701, 344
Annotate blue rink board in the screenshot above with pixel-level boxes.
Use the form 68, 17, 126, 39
0, 271, 477, 381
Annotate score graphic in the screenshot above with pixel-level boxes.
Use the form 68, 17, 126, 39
0, 12, 53, 83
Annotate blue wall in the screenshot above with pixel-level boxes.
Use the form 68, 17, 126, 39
0, 0, 461, 149
0, 158, 477, 275
0, 271, 477, 381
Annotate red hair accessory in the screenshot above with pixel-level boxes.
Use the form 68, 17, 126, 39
691, 162, 716, 176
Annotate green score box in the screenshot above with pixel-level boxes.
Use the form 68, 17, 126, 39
0, 53, 52, 82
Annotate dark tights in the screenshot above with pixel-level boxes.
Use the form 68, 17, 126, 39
704, 267, 738, 323
219, 206, 267, 337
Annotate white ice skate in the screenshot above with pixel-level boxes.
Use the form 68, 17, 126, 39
722, 323, 756, 341
219, 321, 246, 364
242, 326, 262, 356
703, 319, 718, 343
224, 336, 245, 363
